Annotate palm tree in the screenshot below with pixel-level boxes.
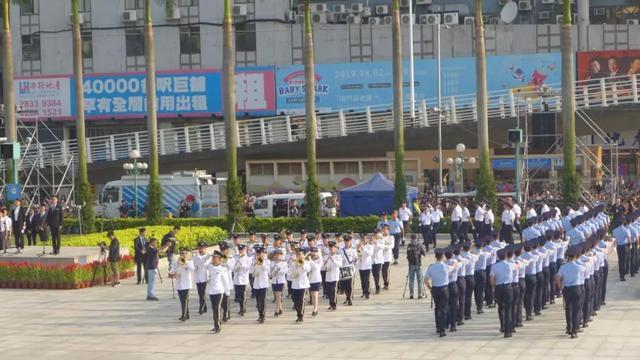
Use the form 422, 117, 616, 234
222, 0, 243, 227
391, 0, 406, 208
474, 0, 497, 208
144, 0, 162, 224
303, 0, 321, 230
71, 0, 94, 232
560, 0, 579, 206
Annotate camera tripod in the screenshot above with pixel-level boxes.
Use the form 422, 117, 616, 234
91, 247, 109, 286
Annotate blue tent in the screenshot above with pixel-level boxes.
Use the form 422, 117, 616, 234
339, 172, 419, 217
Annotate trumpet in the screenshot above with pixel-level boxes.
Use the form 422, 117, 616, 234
257, 256, 264, 266
178, 255, 188, 266
296, 258, 305, 266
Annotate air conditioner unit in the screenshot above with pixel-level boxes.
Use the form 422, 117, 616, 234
556, 15, 564, 24
443, 12, 459, 25
347, 14, 361, 24
401, 14, 413, 25
312, 13, 328, 24
166, 7, 180, 21
314, 3, 328, 13
296, 14, 306, 24
463, 16, 474, 25
538, 11, 550, 20
518, 1, 532, 11
593, 8, 605, 16
351, 3, 364, 13
334, 4, 347, 13
375, 5, 389, 15
69, 13, 85, 24
400, 0, 410, 8
232, 4, 247, 16
334, 13, 349, 23
368, 16, 381, 25
384, 16, 393, 25
122, 10, 137, 23
627, 19, 639, 25
424, 14, 441, 25
416, 0, 432, 5
541, 0, 555, 4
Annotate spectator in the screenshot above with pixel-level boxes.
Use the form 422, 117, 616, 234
107, 231, 121, 287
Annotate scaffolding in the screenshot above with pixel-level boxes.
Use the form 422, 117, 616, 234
0, 108, 75, 208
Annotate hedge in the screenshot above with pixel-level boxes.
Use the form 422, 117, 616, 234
62, 225, 228, 254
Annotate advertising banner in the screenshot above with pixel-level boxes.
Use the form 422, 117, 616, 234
491, 158, 552, 171
16, 76, 72, 118
577, 49, 640, 81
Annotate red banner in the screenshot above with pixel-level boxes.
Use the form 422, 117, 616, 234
577, 49, 640, 81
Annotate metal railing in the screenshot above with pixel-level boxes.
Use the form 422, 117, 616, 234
4, 74, 639, 170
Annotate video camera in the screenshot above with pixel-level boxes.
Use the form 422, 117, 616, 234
97, 241, 107, 252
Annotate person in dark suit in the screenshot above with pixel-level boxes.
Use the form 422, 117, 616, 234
11, 199, 26, 253
25, 207, 37, 246
46, 196, 64, 255
34, 204, 49, 245
134, 227, 149, 285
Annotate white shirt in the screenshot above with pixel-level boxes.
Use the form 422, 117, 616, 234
475, 206, 485, 222
485, 210, 494, 225
175, 260, 195, 290
382, 235, 394, 262
431, 209, 443, 223
309, 256, 323, 283
501, 209, 515, 225
192, 253, 211, 284
270, 260, 288, 285
451, 205, 463, 222
0, 216, 12, 232
512, 203, 522, 218
579, 205, 589, 214
461, 207, 471, 222
324, 253, 343, 282
289, 260, 311, 289
419, 211, 432, 226
358, 244, 373, 270
526, 208, 537, 219
232, 254, 252, 285
541, 204, 551, 214
207, 263, 230, 295
341, 247, 358, 269
399, 207, 412, 221
251, 258, 271, 289
372, 237, 385, 264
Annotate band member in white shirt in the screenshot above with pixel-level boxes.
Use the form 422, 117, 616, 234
219, 242, 234, 322
381, 225, 394, 290
192, 242, 211, 315
431, 205, 444, 248
171, 248, 195, 321
270, 249, 288, 317
371, 230, 384, 294
251, 247, 271, 323
232, 244, 252, 316
289, 248, 311, 322
208, 251, 230, 334
474, 203, 486, 241
340, 236, 358, 305
484, 205, 495, 237
398, 201, 413, 246
419, 206, 433, 252
461, 202, 471, 242
0, 209, 13, 254
358, 234, 374, 299
308, 246, 323, 316
324, 241, 343, 310
450, 200, 463, 244
500, 203, 516, 244
512, 200, 523, 240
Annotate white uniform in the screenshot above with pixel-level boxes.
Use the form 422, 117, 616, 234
207, 263, 231, 295
324, 253, 343, 282
308, 256, 323, 284
175, 260, 195, 290
270, 260, 288, 286
372, 238, 384, 265
251, 258, 271, 289
289, 261, 311, 289
192, 253, 211, 284
382, 235, 394, 263
232, 254, 252, 286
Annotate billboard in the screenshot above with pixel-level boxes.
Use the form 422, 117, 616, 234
491, 158, 552, 171
275, 53, 561, 114
577, 49, 640, 81
15, 67, 276, 120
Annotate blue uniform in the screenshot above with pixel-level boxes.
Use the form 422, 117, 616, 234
490, 260, 514, 336
557, 260, 584, 336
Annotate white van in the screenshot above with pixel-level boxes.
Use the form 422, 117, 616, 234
253, 192, 336, 218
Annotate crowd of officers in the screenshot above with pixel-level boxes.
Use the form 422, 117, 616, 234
424, 203, 627, 339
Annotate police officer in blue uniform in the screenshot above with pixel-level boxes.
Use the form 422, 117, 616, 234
424, 248, 455, 337
490, 248, 514, 338
613, 217, 631, 281
555, 246, 583, 338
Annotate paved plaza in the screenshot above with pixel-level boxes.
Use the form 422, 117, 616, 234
2, 240, 640, 360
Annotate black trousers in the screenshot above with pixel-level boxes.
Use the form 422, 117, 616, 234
601, 260, 609, 304
136, 260, 148, 284
340, 278, 353, 301
456, 277, 466, 323
542, 267, 550, 305
534, 272, 544, 313
450, 221, 460, 244
459, 221, 470, 242
511, 283, 520, 330
431, 285, 449, 333
27, 230, 37, 246
382, 262, 390, 287
320, 270, 327, 296
593, 272, 602, 311
563, 286, 582, 335
177, 289, 189, 319
392, 234, 401, 260
524, 275, 537, 317
495, 284, 513, 335
464, 275, 475, 318
209, 293, 223, 331
472, 221, 480, 241
326, 281, 338, 307
222, 294, 230, 320
617, 245, 629, 279
485, 266, 494, 306
234, 285, 247, 313
359, 269, 370, 295
50, 226, 61, 254
514, 221, 522, 241
631, 243, 639, 275
255, 287, 267, 319
474, 270, 486, 311
196, 281, 207, 312
517, 278, 526, 324
287, 280, 293, 297
500, 224, 513, 244
447, 282, 459, 330
14, 231, 24, 250
292, 288, 306, 319
555, 259, 565, 297
582, 278, 593, 325
431, 223, 440, 248
372, 263, 382, 291
421, 225, 432, 251
548, 262, 558, 301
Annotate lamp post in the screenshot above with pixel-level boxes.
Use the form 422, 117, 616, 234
436, 24, 450, 193
446, 143, 476, 193
123, 149, 148, 218
408, 0, 415, 123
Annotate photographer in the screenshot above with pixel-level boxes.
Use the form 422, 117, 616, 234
161, 226, 180, 267
106, 231, 121, 287
406, 234, 426, 299
146, 237, 171, 300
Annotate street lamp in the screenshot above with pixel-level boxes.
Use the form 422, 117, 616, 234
123, 149, 148, 217
436, 24, 450, 194
446, 143, 475, 193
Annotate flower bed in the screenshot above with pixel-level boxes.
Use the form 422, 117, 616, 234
0, 256, 134, 290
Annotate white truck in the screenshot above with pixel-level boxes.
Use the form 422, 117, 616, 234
99, 171, 224, 218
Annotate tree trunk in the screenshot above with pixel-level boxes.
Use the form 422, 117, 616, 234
474, 0, 496, 208
145, 0, 162, 224
2, 0, 16, 184
303, 0, 321, 230
392, 0, 406, 208
223, 0, 243, 227
72, 0, 94, 232
561, 0, 580, 206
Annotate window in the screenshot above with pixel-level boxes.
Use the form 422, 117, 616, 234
125, 0, 143, 10
333, 161, 358, 175
125, 29, 145, 71
22, 34, 41, 61
249, 163, 274, 176
362, 161, 387, 174
235, 23, 256, 52
179, 26, 201, 69
82, 31, 93, 59
277, 163, 302, 176
20, 0, 38, 15
179, 0, 199, 6
101, 187, 120, 203
317, 163, 330, 175
253, 199, 268, 210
